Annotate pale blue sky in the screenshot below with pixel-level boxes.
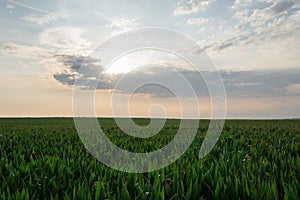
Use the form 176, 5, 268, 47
0, 0, 300, 118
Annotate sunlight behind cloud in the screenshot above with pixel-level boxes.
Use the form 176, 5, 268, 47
104, 50, 191, 75
106, 56, 135, 74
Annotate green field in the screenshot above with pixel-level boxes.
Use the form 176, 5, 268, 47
0, 118, 299, 199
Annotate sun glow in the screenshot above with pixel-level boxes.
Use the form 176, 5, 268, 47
105, 56, 137, 74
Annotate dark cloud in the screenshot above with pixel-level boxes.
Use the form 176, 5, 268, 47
53, 55, 300, 99
53, 73, 76, 85
54, 54, 103, 77
222, 70, 300, 98
107, 67, 210, 98
53, 54, 109, 90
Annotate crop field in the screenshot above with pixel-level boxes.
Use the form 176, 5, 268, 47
0, 118, 299, 199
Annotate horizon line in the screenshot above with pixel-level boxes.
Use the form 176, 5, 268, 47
0, 116, 299, 120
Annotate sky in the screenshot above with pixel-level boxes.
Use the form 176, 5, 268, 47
0, 0, 300, 118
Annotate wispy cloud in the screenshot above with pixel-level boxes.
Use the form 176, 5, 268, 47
8, 0, 48, 14
39, 26, 91, 51
201, 1, 300, 53
0, 26, 91, 75
0, 43, 64, 74
22, 12, 68, 25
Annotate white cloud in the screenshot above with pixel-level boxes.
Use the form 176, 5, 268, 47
0, 40, 93, 76
22, 12, 68, 25
197, 5, 300, 70
0, 43, 65, 74
173, 0, 215, 15
107, 17, 140, 34
39, 27, 91, 51
1, 43, 52, 60
247, 0, 296, 27
186, 17, 209, 25
205, 1, 300, 54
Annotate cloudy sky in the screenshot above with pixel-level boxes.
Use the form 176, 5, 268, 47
0, 0, 300, 118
